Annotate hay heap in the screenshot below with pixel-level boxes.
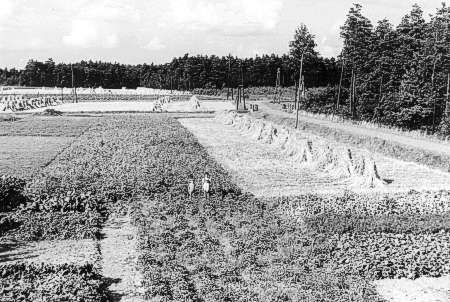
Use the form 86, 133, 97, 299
216, 110, 387, 189
189, 95, 201, 110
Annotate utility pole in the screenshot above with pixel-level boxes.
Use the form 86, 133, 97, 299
295, 74, 304, 129
71, 64, 77, 103
227, 54, 232, 100
294, 79, 298, 111
274, 67, 281, 103
240, 60, 246, 110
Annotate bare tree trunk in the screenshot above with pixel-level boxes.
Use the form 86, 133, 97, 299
431, 58, 438, 133
446, 73, 450, 119
349, 67, 354, 120
431, 31, 440, 133
353, 73, 357, 120
335, 57, 345, 118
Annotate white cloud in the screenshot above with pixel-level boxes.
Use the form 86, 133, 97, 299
63, 20, 119, 48
62, 0, 140, 48
144, 37, 166, 50
0, 0, 14, 19
163, 0, 283, 36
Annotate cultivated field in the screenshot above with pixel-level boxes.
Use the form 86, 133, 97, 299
1, 103, 450, 301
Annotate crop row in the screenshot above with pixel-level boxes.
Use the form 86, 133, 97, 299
0, 263, 108, 302
271, 191, 450, 280
128, 117, 383, 301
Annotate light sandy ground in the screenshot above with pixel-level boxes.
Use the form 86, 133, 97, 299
180, 118, 450, 196
260, 102, 450, 158
374, 276, 450, 302
0, 239, 99, 265
25, 101, 233, 113
100, 215, 145, 302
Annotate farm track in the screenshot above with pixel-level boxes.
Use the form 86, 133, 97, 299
100, 215, 145, 302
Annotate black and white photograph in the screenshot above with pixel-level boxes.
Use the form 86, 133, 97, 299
1, 0, 450, 301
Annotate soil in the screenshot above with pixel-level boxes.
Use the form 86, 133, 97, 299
374, 276, 450, 302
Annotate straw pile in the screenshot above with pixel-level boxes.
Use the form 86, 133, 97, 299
189, 95, 201, 110
216, 111, 386, 189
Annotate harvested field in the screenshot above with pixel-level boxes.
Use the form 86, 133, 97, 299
257, 102, 450, 172
24, 100, 233, 113
180, 116, 450, 196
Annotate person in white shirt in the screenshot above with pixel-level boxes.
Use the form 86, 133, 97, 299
202, 172, 211, 199
187, 174, 195, 200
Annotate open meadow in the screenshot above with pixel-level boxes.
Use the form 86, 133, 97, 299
1, 104, 450, 301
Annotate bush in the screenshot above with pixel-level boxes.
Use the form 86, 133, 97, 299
0, 175, 28, 212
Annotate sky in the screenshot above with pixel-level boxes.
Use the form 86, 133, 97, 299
0, 0, 447, 69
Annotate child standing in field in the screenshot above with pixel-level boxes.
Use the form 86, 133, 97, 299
187, 175, 195, 199
202, 172, 211, 199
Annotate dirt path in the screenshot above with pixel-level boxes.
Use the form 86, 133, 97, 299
374, 276, 450, 302
100, 215, 145, 302
259, 102, 450, 157
180, 117, 450, 196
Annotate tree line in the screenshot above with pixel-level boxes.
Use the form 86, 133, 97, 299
334, 3, 450, 133
0, 54, 339, 91
1, 3, 450, 134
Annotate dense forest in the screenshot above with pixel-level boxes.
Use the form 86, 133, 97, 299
0, 55, 339, 90
1, 3, 450, 133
